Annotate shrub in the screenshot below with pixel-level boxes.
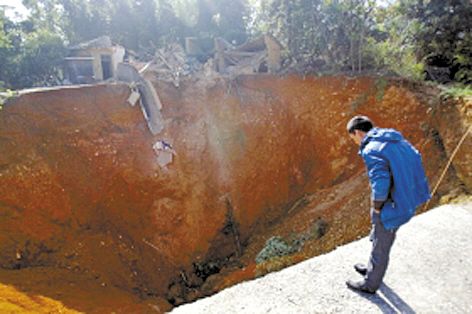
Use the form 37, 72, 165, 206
255, 236, 299, 264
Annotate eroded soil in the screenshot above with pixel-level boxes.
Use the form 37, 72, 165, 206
0, 76, 470, 312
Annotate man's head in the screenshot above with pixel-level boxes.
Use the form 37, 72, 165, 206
346, 115, 374, 145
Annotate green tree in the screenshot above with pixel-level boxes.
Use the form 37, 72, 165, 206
156, 0, 191, 45
192, 0, 249, 44
363, 2, 425, 79
15, 28, 66, 88
254, 0, 377, 73
215, 0, 248, 44
0, 9, 9, 48
403, 0, 472, 83
0, 9, 11, 90
0, 2, 66, 90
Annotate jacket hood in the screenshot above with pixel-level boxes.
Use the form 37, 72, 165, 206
360, 128, 404, 150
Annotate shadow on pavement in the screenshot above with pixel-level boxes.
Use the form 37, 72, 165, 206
379, 284, 416, 314
351, 283, 416, 314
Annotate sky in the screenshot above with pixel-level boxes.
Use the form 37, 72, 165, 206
0, 0, 29, 20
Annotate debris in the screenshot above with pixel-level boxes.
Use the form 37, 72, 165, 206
185, 37, 214, 62
69, 36, 113, 50
153, 140, 176, 168
140, 43, 199, 88
127, 88, 140, 106
117, 63, 164, 135
215, 35, 283, 76
139, 34, 283, 86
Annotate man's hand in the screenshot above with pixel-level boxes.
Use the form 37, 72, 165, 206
372, 200, 385, 213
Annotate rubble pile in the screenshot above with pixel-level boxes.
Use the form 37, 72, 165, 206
136, 35, 283, 85
214, 35, 282, 77
141, 44, 201, 87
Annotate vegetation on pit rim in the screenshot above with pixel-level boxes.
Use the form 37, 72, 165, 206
255, 218, 328, 265
0, 90, 18, 109
374, 77, 389, 102
255, 236, 298, 265
439, 85, 472, 101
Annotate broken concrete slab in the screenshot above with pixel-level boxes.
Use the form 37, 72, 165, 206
117, 63, 164, 135
215, 35, 283, 75
69, 36, 113, 50
140, 43, 201, 88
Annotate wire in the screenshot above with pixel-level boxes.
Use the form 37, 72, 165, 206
423, 124, 471, 211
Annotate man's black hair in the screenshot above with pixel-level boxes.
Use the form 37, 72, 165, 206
346, 115, 374, 134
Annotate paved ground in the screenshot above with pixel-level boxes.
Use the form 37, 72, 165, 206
171, 202, 472, 313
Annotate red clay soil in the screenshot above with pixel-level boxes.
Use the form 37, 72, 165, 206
0, 76, 469, 312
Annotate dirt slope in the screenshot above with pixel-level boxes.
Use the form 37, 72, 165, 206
171, 201, 472, 314
0, 76, 469, 311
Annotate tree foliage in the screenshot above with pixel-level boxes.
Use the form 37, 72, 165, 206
252, 0, 471, 81
254, 0, 377, 73
0, 7, 66, 90
403, 0, 472, 83
0, 0, 470, 90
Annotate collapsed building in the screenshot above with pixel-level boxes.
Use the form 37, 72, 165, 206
62, 35, 284, 164
65, 34, 282, 87
204, 35, 282, 75
64, 36, 125, 84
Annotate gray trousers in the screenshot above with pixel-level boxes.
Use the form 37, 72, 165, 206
365, 208, 398, 290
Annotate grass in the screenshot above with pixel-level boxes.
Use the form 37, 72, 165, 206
254, 218, 329, 276
0, 89, 18, 109
374, 77, 389, 102
255, 236, 298, 265
439, 84, 472, 100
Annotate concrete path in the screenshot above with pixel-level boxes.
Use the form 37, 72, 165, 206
171, 202, 472, 313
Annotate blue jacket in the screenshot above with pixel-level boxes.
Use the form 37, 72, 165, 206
360, 128, 431, 230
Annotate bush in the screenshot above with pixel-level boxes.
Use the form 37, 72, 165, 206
439, 84, 472, 101
256, 217, 329, 265
255, 236, 299, 264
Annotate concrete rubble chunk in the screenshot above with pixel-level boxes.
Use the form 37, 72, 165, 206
215, 35, 283, 76
153, 140, 176, 169
142, 43, 197, 88
127, 89, 140, 107
70, 36, 113, 50
117, 63, 164, 135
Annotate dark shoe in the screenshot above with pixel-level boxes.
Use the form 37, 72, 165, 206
354, 263, 367, 276
346, 280, 376, 294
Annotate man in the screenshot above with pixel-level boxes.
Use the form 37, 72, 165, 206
345, 115, 431, 294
